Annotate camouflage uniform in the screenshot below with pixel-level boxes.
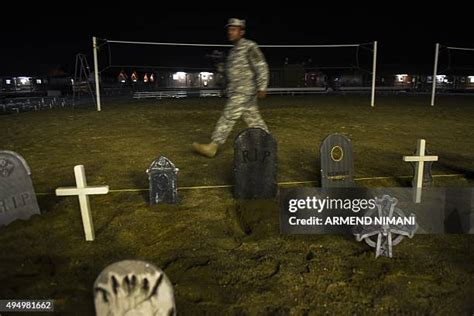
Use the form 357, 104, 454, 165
211, 38, 269, 145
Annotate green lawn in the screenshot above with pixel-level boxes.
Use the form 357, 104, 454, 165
0, 95, 473, 315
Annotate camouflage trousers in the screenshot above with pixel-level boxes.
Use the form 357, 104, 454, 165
211, 94, 268, 145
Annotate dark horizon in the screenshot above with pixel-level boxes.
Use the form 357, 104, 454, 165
1, 5, 473, 76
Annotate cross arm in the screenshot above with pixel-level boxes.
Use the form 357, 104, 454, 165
55, 185, 109, 196
402, 156, 438, 162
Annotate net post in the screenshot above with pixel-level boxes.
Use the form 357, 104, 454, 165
93, 36, 102, 112
371, 41, 378, 107
430, 43, 440, 106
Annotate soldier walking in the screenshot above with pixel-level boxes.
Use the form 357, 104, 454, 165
193, 18, 269, 157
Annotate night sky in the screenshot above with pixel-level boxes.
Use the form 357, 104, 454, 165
1, 5, 472, 76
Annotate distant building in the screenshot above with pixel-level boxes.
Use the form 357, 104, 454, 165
0, 76, 48, 97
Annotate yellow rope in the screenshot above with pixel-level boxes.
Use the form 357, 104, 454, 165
35, 173, 466, 196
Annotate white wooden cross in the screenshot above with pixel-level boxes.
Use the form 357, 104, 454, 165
403, 139, 438, 203
55, 165, 109, 241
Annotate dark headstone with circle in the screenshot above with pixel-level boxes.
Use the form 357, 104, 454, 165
146, 156, 179, 205
0, 150, 40, 226
320, 133, 355, 188
234, 128, 278, 199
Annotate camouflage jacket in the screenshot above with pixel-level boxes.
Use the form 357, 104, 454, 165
226, 38, 269, 95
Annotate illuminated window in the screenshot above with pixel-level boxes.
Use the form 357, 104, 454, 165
396, 74, 408, 82
436, 75, 446, 83
173, 72, 186, 80
199, 72, 213, 80
469, 76, 474, 83
36, 79, 42, 84
5, 79, 11, 84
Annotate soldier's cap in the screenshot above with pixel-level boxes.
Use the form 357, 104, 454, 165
226, 18, 246, 29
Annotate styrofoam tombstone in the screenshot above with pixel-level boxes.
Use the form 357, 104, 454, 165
94, 260, 176, 316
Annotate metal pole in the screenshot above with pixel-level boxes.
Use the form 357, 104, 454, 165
371, 41, 378, 107
93, 36, 102, 111
430, 43, 440, 106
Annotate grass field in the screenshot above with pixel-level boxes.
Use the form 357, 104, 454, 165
1, 94, 473, 315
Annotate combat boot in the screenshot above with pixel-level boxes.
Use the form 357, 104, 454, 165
192, 142, 219, 158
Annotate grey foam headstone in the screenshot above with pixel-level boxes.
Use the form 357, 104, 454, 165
320, 133, 355, 188
0, 150, 40, 226
471, 189, 474, 234
146, 157, 179, 205
94, 260, 176, 316
234, 128, 278, 199
444, 188, 474, 234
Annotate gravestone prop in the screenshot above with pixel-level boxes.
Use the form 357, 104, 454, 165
404, 139, 437, 187
403, 139, 438, 203
146, 156, 179, 205
444, 188, 474, 234
354, 195, 418, 258
234, 128, 277, 199
320, 134, 355, 188
55, 165, 109, 241
410, 151, 434, 187
0, 150, 40, 226
471, 189, 474, 234
94, 260, 176, 316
